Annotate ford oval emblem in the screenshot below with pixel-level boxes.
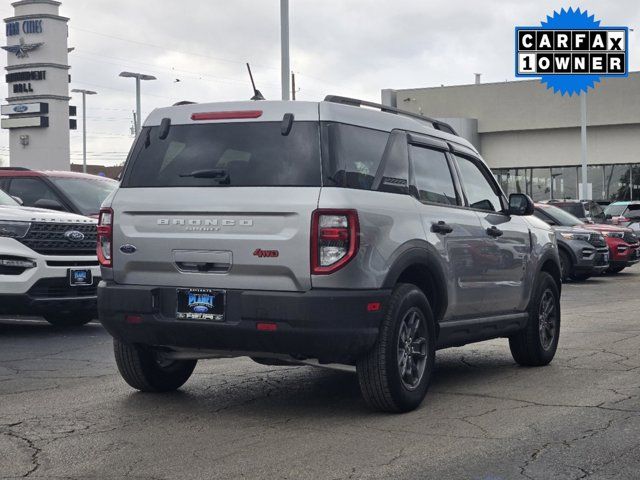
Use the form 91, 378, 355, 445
64, 230, 85, 242
13, 105, 28, 113
119, 244, 137, 254
193, 306, 209, 313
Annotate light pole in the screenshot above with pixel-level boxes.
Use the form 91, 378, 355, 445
280, 0, 290, 100
119, 72, 157, 134
71, 88, 97, 174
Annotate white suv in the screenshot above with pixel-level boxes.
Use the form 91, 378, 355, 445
0, 188, 100, 326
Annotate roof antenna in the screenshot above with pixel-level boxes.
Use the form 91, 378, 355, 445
246, 63, 265, 101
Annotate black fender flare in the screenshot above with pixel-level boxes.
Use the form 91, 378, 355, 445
533, 245, 562, 294
382, 240, 448, 322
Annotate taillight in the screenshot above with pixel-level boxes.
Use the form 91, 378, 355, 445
311, 209, 359, 275
97, 207, 113, 268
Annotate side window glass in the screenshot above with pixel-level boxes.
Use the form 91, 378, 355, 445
410, 146, 458, 205
455, 155, 503, 212
322, 123, 389, 190
8, 178, 62, 207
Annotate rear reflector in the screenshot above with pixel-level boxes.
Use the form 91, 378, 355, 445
191, 110, 263, 121
367, 302, 381, 312
125, 314, 143, 324
256, 322, 277, 331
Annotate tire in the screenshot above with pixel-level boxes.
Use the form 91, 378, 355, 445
607, 265, 625, 274
509, 272, 560, 367
356, 283, 436, 413
559, 250, 572, 282
44, 311, 94, 327
113, 339, 197, 392
570, 272, 591, 282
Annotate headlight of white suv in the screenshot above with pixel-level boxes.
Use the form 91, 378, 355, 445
559, 232, 591, 242
0, 220, 31, 238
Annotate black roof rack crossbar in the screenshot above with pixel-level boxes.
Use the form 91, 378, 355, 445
323, 95, 458, 136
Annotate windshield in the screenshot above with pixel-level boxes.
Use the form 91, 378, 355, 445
49, 177, 118, 216
540, 205, 583, 226
0, 188, 19, 206
604, 204, 627, 217
122, 122, 321, 188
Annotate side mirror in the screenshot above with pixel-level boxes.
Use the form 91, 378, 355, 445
33, 198, 65, 211
508, 193, 534, 216
11, 196, 23, 205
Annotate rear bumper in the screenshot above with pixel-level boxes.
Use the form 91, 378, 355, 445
98, 282, 390, 364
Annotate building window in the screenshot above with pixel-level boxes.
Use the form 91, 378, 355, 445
550, 167, 578, 200
530, 168, 551, 201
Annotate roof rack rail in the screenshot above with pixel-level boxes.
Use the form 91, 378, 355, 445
0, 167, 30, 171
323, 95, 458, 136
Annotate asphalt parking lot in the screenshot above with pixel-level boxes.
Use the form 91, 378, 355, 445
1, 273, 639, 480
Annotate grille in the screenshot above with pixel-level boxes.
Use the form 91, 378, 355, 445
17, 223, 97, 256
623, 231, 638, 244
588, 233, 606, 248
28, 277, 100, 299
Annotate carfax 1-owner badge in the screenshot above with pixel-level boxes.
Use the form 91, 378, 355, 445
515, 8, 628, 95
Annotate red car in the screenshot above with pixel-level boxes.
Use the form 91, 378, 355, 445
583, 224, 640, 273
0, 168, 117, 218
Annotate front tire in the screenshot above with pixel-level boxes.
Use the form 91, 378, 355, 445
44, 311, 94, 327
559, 250, 571, 282
113, 339, 197, 392
509, 272, 560, 366
356, 283, 436, 413
607, 265, 625, 274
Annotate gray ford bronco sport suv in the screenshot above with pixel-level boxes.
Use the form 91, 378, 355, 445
98, 96, 561, 412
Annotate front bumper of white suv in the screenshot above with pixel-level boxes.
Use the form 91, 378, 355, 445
0, 234, 101, 316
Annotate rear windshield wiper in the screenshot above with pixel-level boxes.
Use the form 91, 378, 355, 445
179, 169, 228, 179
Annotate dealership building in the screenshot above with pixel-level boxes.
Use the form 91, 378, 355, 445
382, 72, 640, 203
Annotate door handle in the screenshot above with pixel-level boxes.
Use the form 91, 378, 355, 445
486, 226, 504, 238
431, 221, 453, 235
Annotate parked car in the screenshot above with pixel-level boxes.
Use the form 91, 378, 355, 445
0, 188, 100, 326
98, 96, 561, 413
545, 199, 608, 224
533, 204, 608, 281
604, 201, 640, 225
0, 168, 118, 218
534, 202, 638, 274
618, 205, 640, 232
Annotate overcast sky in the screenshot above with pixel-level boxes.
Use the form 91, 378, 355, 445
0, 0, 638, 167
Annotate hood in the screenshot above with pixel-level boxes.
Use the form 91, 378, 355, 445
581, 223, 630, 234
0, 205, 96, 224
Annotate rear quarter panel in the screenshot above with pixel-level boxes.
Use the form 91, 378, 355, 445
313, 188, 424, 289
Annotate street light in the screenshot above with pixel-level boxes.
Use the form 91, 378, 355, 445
119, 71, 157, 134
71, 88, 97, 174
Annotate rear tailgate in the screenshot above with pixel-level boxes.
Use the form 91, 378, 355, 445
111, 187, 320, 291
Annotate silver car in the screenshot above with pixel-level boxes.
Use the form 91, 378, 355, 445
97, 96, 561, 412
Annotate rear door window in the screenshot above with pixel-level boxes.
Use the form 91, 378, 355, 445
122, 121, 321, 188
409, 145, 458, 205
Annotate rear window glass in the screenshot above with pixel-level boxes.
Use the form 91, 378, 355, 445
557, 203, 585, 218
321, 123, 389, 190
604, 204, 627, 216
122, 122, 321, 188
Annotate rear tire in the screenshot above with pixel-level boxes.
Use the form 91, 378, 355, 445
356, 283, 436, 413
44, 311, 93, 327
113, 339, 197, 392
509, 272, 560, 367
